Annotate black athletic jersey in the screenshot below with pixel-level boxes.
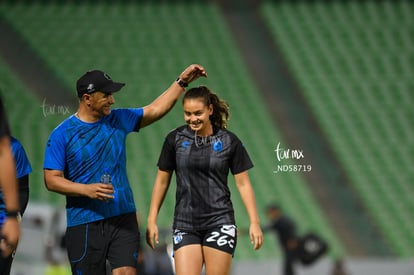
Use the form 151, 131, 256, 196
157, 125, 254, 230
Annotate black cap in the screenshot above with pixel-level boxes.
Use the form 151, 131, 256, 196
76, 70, 125, 97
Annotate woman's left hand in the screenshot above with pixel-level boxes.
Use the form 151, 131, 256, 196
249, 223, 264, 250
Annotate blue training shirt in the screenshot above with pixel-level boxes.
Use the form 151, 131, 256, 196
44, 108, 143, 227
11, 137, 32, 178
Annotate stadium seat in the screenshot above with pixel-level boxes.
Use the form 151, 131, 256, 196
260, 0, 414, 257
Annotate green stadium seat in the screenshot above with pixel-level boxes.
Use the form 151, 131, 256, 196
261, 0, 414, 257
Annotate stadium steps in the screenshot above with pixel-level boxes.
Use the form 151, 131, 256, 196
260, 0, 414, 257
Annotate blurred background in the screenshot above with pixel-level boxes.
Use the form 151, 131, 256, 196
0, 0, 413, 274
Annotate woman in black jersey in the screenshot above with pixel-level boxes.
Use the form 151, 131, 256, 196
146, 86, 263, 275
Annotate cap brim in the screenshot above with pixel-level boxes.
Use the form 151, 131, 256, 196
101, 82, 125, 93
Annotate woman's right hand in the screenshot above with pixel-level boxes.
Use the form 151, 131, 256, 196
146, 222, 159, 249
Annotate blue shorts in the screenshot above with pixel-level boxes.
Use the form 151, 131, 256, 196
172, 225, 237, 256
65, 213, 141, 274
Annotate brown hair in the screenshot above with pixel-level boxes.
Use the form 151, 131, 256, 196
183, 86, 230, 129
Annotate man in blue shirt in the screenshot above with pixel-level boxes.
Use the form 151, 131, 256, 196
44, 64, 206, 275
0, 137, 32, 274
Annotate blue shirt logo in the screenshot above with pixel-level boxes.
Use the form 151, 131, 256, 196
182, 141, 191, 148
213, 141, 223, 152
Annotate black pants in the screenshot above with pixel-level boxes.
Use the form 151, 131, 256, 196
283, 249, 297, 275
66, 213, 140, 275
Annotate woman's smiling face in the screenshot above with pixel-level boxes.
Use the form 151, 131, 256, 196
183, 98, 213, 136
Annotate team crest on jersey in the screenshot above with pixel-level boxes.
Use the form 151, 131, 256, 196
182, 140, 191, 149
213, 140, 223, 152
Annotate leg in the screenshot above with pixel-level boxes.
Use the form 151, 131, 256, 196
174, 244, 204, 275
202, 225, 237, 275
112, 266, 136, 275
107, 214, 140, 275
203, 246, 232, 275
283, 252, 295, 275
66, 223, 107, 275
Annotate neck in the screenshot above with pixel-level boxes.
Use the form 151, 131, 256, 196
196, 124, 213, 137
76, 107, 102, 123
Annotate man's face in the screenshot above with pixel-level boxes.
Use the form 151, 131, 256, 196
87, 91, 115, 117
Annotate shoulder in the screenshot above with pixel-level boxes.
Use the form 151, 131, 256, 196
105, 108, 143, 124
166, 125, 188, 138
108, 108, 144, 131
48, 116, 76, 141
10, 136, 24, 154
161, 126, 190, 147
112, 108, 142, 114
50, 118, 67, 134
111, 108, 144, 118
217, 128, 241, 142
54, 115, 76, 130
10, 136, 21, 149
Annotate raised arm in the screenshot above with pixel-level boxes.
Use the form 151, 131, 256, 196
234, 171, 264, 250
140, 64, 207, 128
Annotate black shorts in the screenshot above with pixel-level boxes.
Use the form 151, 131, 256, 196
172, 225, 237, 256
65, 213, 140, 274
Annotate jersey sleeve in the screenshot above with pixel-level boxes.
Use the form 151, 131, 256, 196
157, 130, 177, 171
11, 137, 32, 178
230, 135, 254, 175
43, 128, 67, 171
114, 108, 144, 132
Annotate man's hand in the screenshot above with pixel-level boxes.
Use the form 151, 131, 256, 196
179, 64, 208, 84
1, 218, 20, 257
85, 183, 115, 201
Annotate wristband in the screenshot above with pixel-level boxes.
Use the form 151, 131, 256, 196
6, 211, 22, 223
176, 78, 188, 88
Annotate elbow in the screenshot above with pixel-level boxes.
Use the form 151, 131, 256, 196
43, 170, 60, 192
44, 178, 54, 192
